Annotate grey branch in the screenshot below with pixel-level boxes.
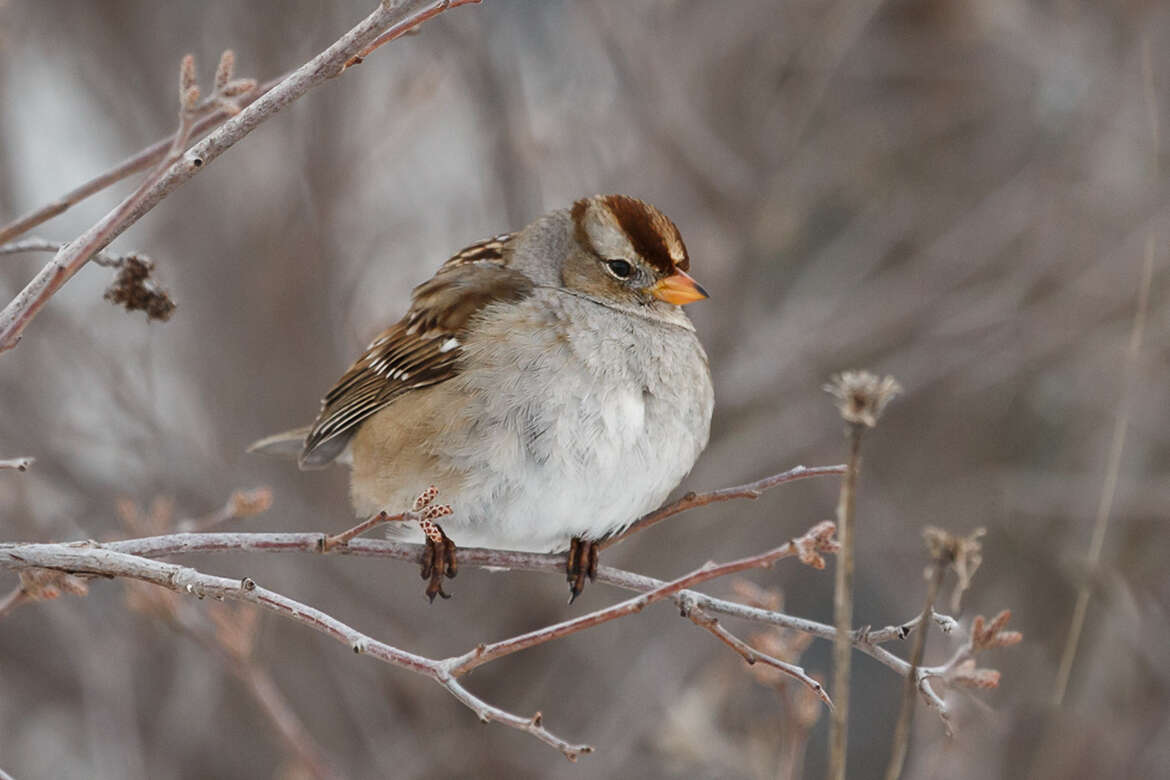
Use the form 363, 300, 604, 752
0, 521, 840, 760
0, 237, 143, 268
0, 526, 979, 730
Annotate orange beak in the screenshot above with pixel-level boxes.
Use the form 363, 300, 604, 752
649, 269, 709, 305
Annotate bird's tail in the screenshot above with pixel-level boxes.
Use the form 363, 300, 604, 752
246, 426, 312, 461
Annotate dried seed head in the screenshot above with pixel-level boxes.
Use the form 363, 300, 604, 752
215, 50, 235, 91
103, 255, 177, 322
948, 659, 1001, 689
181, 85, 202, 112
824, 370, 902, 428
923, 526, 985, 611
970, 610, 1022, 651
220, 78, 257, 98
179, 54, 197, 97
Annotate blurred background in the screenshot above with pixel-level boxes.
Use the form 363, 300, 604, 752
2, 0, 1168, 777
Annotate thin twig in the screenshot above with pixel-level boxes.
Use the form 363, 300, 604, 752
0, 238, 144, 268
828, 423, 863, 780
1052, 233, 1155, 706
602, 463, 846, 549
679, 594, 832, 707
322, 511, 401, 551
0, 0, 481, 353
442, 521, 839, 678
0, 586, 28, 617
0, 456, 35, 472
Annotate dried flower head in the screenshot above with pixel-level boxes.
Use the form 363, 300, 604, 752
924, 526, 986, 612
824, 370, 902, 427
947, 659, 1002, 689
103, 255, 177, 321
970, 610, 1022, 651
792, 520, 839, 569
214, 50, 236, 91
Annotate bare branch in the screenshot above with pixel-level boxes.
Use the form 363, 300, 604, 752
601, 463, 846, 549
0, 522, 838, 759
0, 527, 981, 725
0, 0, 481, 353
678, 594, 832, 708
443, 521, 839, 677
0, 542, 590, 759
0, 238, 138, 268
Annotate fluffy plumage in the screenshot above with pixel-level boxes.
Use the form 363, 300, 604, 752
251, 195, 714, 556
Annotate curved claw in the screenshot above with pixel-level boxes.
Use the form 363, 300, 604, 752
566, 537, 599, 604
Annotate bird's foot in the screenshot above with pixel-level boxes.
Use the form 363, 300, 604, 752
566, 537, 599, 604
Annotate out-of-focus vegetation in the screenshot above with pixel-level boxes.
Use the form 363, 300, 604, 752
1, 1, 1167, 777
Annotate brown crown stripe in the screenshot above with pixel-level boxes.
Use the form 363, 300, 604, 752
601, 195, 689, 274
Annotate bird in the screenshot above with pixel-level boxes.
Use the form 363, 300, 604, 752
249, 195, 714, 601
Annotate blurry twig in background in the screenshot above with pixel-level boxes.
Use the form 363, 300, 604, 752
824, 370, 901, 780
1051, 33, 1161, 712
0, 0, 481, 353
1052, 234, 1156, 708
0, 456, 34, 471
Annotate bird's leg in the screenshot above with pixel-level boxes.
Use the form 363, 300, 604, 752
412, 487, 456, 602
566, 537, 599, 604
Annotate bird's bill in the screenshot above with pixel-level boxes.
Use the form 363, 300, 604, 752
649, 269, 709, 305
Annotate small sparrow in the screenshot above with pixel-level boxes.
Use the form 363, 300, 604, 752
250, 195, 714, 600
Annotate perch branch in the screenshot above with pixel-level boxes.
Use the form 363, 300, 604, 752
0, 530, 983, 727
0, 521, 838, 759
0, 465, 1012, 738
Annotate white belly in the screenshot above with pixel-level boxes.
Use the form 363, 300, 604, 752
381, 291, 714, 552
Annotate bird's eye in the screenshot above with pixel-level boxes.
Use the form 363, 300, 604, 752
605, 259, 633, 279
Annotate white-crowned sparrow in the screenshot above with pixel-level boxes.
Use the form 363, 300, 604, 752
250, 195, 714, 600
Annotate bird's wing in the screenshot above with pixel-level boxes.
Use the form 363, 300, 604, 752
300, 234, 529, 467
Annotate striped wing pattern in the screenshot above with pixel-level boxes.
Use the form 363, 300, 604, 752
300, 234, 528, 467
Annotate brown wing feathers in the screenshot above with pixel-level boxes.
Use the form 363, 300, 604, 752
299, 239, 531, 468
